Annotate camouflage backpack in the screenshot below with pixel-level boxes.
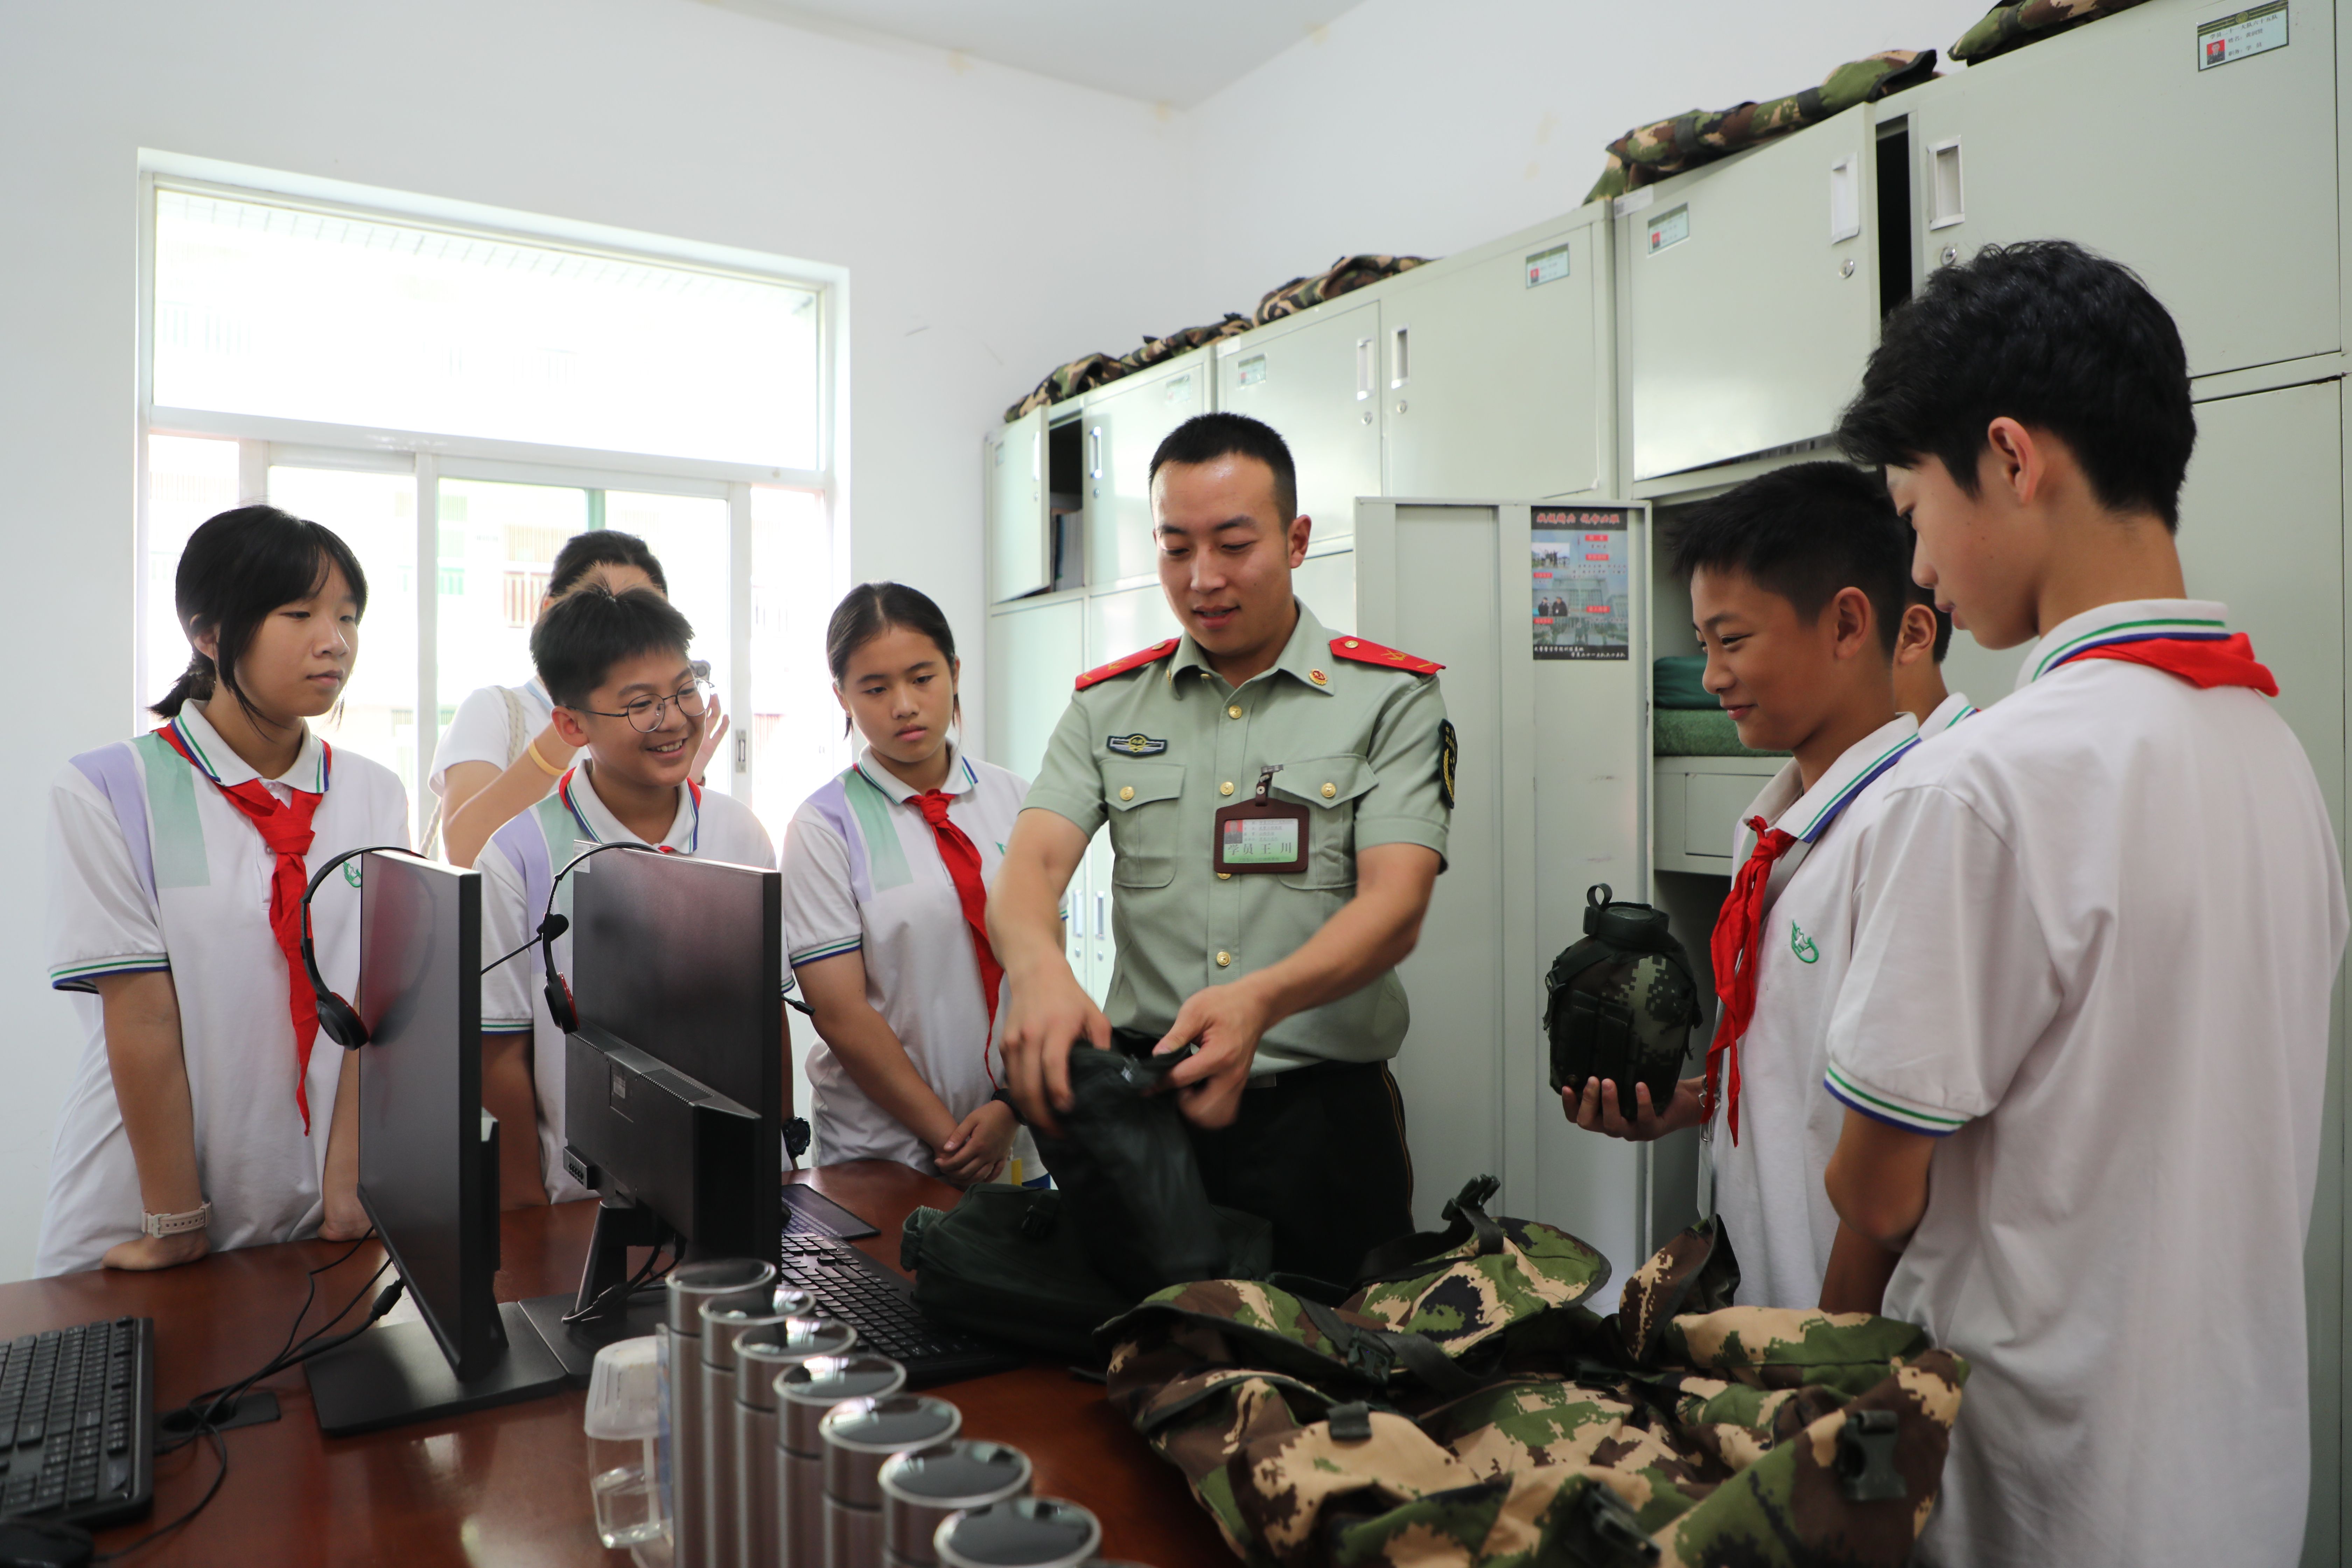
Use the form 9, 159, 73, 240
1101, 1178, 1966, 1568
1546, 885, 1704, 1124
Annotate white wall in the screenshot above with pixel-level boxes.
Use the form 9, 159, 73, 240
0, 0, 1203, 1280
1186, 0, 1993, 315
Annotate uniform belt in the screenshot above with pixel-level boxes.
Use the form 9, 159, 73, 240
1109, 1028, 1373, 1090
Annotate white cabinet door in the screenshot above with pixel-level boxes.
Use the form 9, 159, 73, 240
985, 595, 1084, 786
1382, 219, 1606, 500
1627, 105, 1880, 479
1293, 549, 1356, 636
986, 408, 1051, 603
1217, 302, 1383, 545
1902, 0, 2336, 378
1083, 357, 1209, 588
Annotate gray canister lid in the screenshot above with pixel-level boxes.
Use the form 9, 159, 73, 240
879, 1441, 1032, 1510
821, 1395, 963, 1505
933, 1499, 1102, 1568
664, 1258, 776, 1334
700, 1298, 804, 1371
778, 1354, 908, 1452
736, 1317, 859, 1409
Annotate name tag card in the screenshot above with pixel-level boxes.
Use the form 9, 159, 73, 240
1213, 766, 1308, 876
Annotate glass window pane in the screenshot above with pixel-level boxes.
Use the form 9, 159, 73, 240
142, 435, 241, 726
155, 189, 819, 468
604, 492, 734, 796
434, 480, 589, 742
749, 486, 845, 832
264, 467, 421, 832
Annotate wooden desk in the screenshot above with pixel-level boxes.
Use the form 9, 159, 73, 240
0, 1163, 1233, 1567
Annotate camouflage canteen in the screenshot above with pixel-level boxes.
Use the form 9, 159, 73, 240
1255, 255, 1431, 326
1102, 1183, 1967, 1567
1949, 0, 2152, 64
1584, 50, 1939, 203
1546, 884, 1704, 1124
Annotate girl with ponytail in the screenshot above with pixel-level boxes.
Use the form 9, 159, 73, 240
37, 506, 411, 1275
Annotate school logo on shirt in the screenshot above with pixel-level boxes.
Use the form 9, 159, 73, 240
1790, 921, 1819, 964
1108, 733, 1168, 756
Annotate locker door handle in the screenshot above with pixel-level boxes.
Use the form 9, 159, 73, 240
1356, 337, 1374, 400
1927, 137, 1965, 230
1088, 425, 1104, 480
1390, 325, 1409, 389
1094, 892, 1107, 939
1828, 155, 1861, 244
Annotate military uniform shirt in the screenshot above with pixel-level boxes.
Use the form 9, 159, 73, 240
1023, 600, 1450, 1073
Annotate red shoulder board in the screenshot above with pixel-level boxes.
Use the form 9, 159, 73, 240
1075, 638, 1180, 691
1329, 636, 1444, 675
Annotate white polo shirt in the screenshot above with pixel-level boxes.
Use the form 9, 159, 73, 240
780, 743, 1035, 1176
479, 764, 777, 1202
1824, 599, 2346, 1568
1709, 714, 1920, 1310
1918, 690, 1976, 738
427, 679, 554, 798
39, 707, 409, 1276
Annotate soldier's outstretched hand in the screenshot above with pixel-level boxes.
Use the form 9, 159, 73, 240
1566, 1074, 1707, 1141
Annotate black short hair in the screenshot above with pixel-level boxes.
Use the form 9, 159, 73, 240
1838, 240, 2196, 530
153, 506, 369, 720
532, 586, 695, 710
1904, 578, 1954, 662
1670, 461, 1911, 655
548, 528, 668, 598
826, 581, 962, 736
1148, 412, 1298, 522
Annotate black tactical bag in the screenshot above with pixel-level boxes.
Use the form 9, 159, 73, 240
1545, 884, 1704, 1120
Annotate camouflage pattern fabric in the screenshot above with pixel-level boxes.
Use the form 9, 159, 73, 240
1585, 50, 1939, 203
1949, 0, 2152, 63
1255, 255, 1431, 326
1102, 1190, 1966, 1567
1003, 351, 1131, 423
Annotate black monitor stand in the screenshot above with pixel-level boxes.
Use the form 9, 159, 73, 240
306, 1302, 569, 1437
517, 1196, 672, 1385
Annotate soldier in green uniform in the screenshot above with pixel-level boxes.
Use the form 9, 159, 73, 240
988, 412, 1454, 1280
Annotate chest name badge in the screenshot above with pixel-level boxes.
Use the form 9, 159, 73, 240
1213, 765, 1309, 875
1108, 733, 1168, 756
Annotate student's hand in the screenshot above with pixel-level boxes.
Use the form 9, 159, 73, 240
320, 1182, 371, 1241
1564, 1074, 1707, 1141
102, 1231, 209, 1272
692, 695, 731, 786
1155, 980, 1273, 1131
1001, 963, 1112, 1136
936, 1101, 1017, 1187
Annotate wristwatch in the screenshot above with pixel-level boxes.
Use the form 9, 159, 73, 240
141, 1201, 210, 1238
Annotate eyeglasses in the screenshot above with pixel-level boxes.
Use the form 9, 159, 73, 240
576, 679, 714, 733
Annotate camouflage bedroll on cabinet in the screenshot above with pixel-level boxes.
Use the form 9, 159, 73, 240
1101, 1178, 1966, 1568
1948, 0, 2154, 63
1585, 50, 1940, 204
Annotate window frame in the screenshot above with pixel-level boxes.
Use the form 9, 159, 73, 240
135, 152, 848, 833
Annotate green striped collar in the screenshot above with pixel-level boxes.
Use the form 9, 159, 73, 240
172, 705, 329, 793
1780, 716, 1923, 845
2023, 600, 2232, 687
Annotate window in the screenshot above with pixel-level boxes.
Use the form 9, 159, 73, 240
141, 164, 845, 838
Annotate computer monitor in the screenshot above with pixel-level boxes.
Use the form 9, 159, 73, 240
304, 852, 566, 1436
517, 848, 785, 1379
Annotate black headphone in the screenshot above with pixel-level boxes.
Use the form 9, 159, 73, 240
527, 841, 656, 1034
300, 845, 414, 1050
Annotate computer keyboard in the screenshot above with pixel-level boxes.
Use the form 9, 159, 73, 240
0, 1317, 154, 1527
776, 1234, 1023, 1388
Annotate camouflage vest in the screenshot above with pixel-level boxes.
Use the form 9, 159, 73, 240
1101, 1178, 1966, 1568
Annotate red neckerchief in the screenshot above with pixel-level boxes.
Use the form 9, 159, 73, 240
154, 722, 330, 1133
913, 787, 1005, 1085
2058, 631, 2279, 695
1702, 817, 1797, 1145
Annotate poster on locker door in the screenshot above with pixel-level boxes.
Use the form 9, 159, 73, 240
1531, 506, 1630, 660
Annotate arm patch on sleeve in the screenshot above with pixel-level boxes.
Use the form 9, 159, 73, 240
1438, 720, 1458, 810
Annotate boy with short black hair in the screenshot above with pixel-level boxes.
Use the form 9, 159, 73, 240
1894, 581, 1974, 736
1823, 240, 2345, 1567
476, 587, 782, 1205
1568, 459, 1921, 1311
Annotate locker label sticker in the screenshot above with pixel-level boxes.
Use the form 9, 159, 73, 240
1646, 206, 1690, 255
1525, 244, 1572, 288
2200, 1, 2287, 67
1532, 507, 1631, 661
1166, 372, 1192, 404
1237, 355, 1268, 387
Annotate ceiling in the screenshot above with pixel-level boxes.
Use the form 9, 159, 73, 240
712, 0, 1365, 107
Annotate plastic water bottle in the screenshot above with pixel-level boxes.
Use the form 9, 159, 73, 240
588, 1336, 671, 1561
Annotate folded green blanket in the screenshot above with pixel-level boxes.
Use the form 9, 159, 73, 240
1655, 707, 1789, 758
1654, 655, 1715, 709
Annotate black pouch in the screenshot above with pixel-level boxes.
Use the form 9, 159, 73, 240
1545, 885, 1704, 1119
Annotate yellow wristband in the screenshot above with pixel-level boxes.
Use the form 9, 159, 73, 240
526, 741, 565, 778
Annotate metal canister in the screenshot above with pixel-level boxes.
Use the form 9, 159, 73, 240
734, 1317, 858, 1568
666, 1261, 778, 1568
703, 1296, 812, 1568
932, 1499, 1101, 1568
777, 1356, 905, 1568
819, 1396, 962, 1568
877, 1441, 1031, 1567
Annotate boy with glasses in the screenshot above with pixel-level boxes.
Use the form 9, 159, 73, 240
476, 587, 780, 1205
